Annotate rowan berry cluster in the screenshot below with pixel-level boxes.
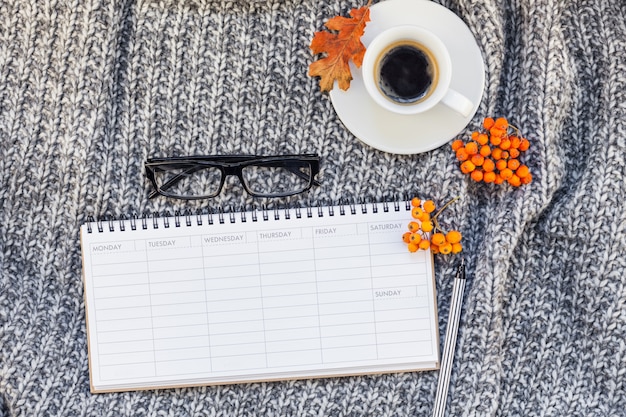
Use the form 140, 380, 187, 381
452, 117, 532, 187
402, 197, 462, 255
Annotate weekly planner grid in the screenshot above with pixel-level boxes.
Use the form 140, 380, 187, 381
80, 201, 439, 392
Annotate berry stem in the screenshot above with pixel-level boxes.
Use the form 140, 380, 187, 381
431, 196, 460, 234
508, 123, 522, 137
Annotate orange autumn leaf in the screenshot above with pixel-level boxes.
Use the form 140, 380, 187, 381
308, 2, 371, 92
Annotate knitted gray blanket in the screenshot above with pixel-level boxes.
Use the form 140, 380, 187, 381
1, 0, 625, 415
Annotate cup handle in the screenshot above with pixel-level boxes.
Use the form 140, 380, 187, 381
441, 89, 474, 118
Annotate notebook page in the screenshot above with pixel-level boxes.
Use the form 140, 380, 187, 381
81, 202, 439, 392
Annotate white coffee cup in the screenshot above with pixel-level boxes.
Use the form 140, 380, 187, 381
362, 25, 473, 117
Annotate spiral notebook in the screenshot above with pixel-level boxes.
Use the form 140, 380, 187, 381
80, 201, 439, 393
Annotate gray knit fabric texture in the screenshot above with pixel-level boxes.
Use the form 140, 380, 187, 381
1, 0, 625, 415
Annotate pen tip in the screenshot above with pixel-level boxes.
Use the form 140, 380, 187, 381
457, 258, 466, 279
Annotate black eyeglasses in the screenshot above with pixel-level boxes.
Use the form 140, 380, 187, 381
145, 154, 321, 199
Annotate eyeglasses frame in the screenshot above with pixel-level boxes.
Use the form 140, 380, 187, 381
145, 154, 321, 199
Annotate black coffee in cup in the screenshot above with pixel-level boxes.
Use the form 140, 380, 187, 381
376, 41, 437, 104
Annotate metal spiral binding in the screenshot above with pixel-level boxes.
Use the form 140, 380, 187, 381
361, 200, 368, 214
84, 198, 409, 233
117, 215, 126, 231
86, 215, 94, 233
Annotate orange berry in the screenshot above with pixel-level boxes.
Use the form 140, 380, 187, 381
409, 233, 422, 244
417, 211, 430, 222
500, 168, 514, 180
519, 138, 530, 151
499, 138, 511, 150
420, 220, 434, 233
476, 133, 489, 146
470, 169, 484, 182
508, 174, 522, 187
418, 239, 431, 250
451, 139, 464, 151
482, 158, 496, 172
471, 154, 485, 167
411, 197, 422, 207
510, 136, 521, 149
483, 171, 497, 183
496, 159, 508, 171
430, 243, 440, 254
456, 147, 469, 161
471, 131, 479, 140
508, 148, 520, 159
490, 134, 502, 146
408, 221, 420, 233
491, 148, 503, 160
446, 230, 462, 244
521, 172, 533, 184
412, 206, 425, 219
431, 233, 446, 246
439, 242, 453, 255
451, 242, 463, 254
483, 117, 495, 130
494, 174, 505, 184
460, 160, 476, 174
507, 159, 521, 171
408, 242, 419, 253
423, 200, 436, 213
464, 142, 478, 155
490, 127, 506, 139
516, 165, 530, 178
500, 151, 510, 159
402, 232, 412, 244
479, 145, 491, 157
494, 117, 508, 130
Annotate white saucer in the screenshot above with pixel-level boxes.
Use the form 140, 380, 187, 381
329, 0, 485, 154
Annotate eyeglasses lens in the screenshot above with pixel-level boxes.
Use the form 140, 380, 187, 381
154, 165, 223, 198
241, 161, 313, 196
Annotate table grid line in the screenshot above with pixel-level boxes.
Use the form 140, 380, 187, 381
200, 237, 214, 373
95, 308, 425, 327
92, 266, 202, 278
145, 242, 158, 375
366, 223, 380, 360
254, 228, 269, 368
92, 280, 421, 301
